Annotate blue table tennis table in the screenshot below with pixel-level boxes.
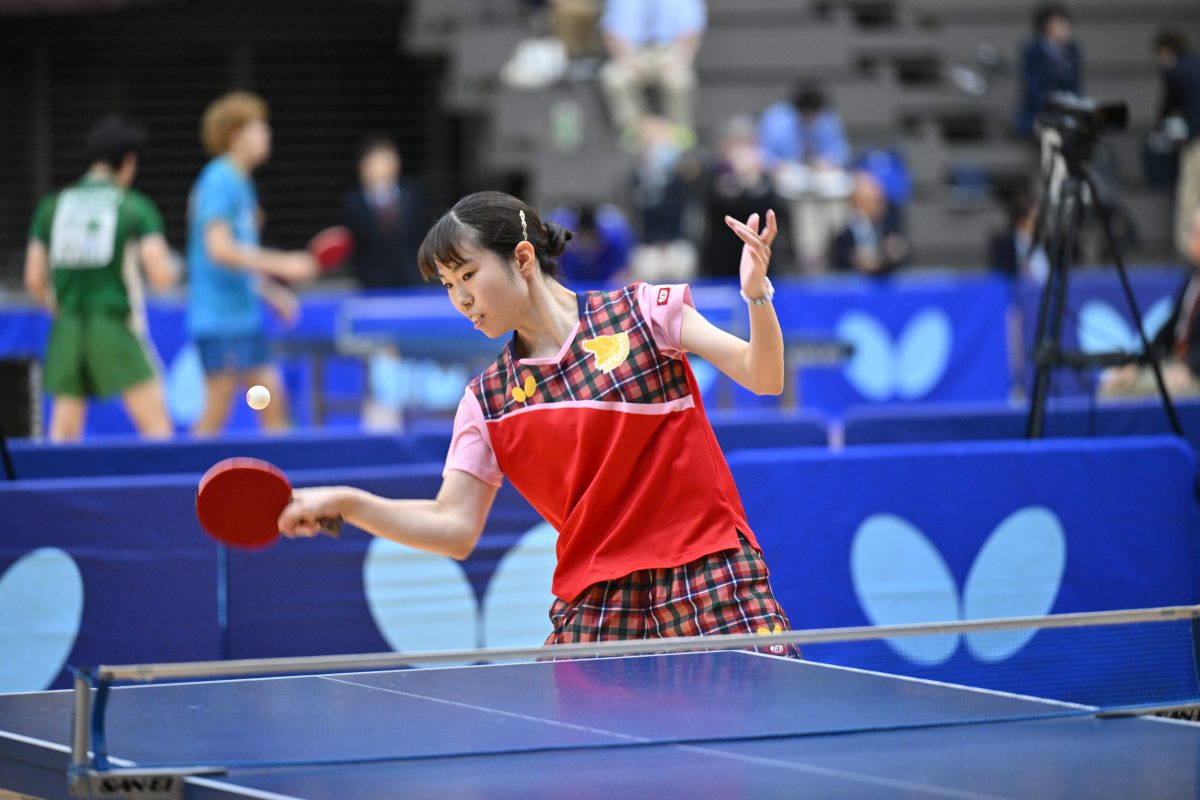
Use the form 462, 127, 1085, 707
1, 651, 1197, 799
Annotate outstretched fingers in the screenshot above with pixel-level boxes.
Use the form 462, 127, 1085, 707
725, 212, 774, 261
761, 208, 778, 247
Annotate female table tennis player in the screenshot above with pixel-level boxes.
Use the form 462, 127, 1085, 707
278, 191, 795, 651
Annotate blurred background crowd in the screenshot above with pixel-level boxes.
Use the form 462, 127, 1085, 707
1, 0, 1199, 439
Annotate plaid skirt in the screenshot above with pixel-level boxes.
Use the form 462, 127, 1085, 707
545, 533, 798, 657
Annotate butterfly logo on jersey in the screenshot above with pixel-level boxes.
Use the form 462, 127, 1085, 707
850, 507, 1066, 666
511, 375, 537, 404
835, 309, 953, 401
582, 332, 630, 374
1076, 297, 1174, 355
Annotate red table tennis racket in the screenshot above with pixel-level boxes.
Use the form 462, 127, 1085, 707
196, 457, 341, 550
307, 225, 354, 272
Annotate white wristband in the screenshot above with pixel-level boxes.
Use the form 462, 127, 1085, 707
740, 276, 775, 306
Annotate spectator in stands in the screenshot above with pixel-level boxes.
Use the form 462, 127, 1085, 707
758, 83, 853, 271
629, 115, 696, 282
831, 171, 909, 276
553, 0, 604, 70
343, 135, 426, 289
854, 147, 912, 235
186, 91, 318, 435
988, 190, 1049, 283
547, 202, 635, 284
758, 83, 850, 173
1154, 29, 1200, 260
599, 0, 705, 148
1016, 3, 1082, 140
1100, 206, 1200, 399
23, 115, 177, 442
701, 117, 792, 277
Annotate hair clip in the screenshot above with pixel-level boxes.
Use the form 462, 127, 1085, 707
519, 210, 528, 242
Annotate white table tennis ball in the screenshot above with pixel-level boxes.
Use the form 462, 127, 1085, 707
246, 384, 271, 411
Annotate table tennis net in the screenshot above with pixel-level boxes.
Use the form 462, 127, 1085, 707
82, 606, 1200, 775
799, 612, 1200, 713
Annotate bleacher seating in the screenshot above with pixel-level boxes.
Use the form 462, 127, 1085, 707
407, 0, 1200, 268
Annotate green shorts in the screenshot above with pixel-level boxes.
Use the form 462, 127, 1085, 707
44, 311, 157, 398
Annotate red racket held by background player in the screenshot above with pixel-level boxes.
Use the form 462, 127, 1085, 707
196, 457, 341, 550
307, 225, 354, 272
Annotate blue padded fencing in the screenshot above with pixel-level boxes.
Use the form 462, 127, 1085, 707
5, 429, 448, 479
775, 273, 1013, 414
731, 436, 1200, 703
5, 412, 829, 481
3, 436, 1194, 706
843, 397, 1200, 452
0, 473, 224, 692
1015, 267, 1188, 399
707, 408, 829, 450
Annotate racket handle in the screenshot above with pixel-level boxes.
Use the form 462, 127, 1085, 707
318, 517, 343, 538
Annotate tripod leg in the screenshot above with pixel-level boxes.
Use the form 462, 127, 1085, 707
1081, 168, 1184, 437
0, 414, 14, 481
1027, 179, 1081, 438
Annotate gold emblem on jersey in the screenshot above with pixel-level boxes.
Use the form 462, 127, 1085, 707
511, 374, 537, 404
582, 332, 630, 374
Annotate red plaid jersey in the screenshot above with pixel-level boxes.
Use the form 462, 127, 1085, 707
466, 283, 758, 602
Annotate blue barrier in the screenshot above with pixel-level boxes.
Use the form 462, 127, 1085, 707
731, 436, 1199, 703
4, 411, 830, 480
777, 273, 1013, 414
5, 429, 444, 479
1015, 267, 1187, 398
708, 408, 829, 450
0, 474, 223, 692
4, 436, 1194, 705
3, 270, 1192, 435
843, 397, 1200, 452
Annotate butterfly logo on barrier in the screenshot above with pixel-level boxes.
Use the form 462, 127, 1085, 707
835, 309, 953, 401
1076, 298, 1174, 355
0, 548, 84, 692
850, 507, 1066, 665
363, 522, 560, 653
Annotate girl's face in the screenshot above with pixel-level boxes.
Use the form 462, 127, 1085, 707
436, 242, 526, 338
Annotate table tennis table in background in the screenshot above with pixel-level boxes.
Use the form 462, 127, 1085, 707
2, 651, 1197, 799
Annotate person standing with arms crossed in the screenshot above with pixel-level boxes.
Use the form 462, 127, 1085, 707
280, 191, 796, 651
24, 115, 177, 442
187, 91, 317, 435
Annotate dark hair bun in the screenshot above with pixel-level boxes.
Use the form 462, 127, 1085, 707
543, 221, 573, 258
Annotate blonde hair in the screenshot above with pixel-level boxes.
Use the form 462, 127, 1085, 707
200, 91, 269, 156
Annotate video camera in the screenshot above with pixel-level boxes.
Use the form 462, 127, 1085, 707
1037, 92, 1129, 164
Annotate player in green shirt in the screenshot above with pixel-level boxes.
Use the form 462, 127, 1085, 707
24, 115, 178, 442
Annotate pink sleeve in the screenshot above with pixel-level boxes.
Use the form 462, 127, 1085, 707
635, 282, 695, 359
442, 390, 504, 487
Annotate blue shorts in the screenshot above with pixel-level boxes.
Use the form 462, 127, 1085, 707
195, 334, 271, 374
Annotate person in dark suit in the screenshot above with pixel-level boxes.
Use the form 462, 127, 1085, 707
1100, 206, 1200, 398
1016, 4, 1082, 140
830, 172, 908, 276
342, 136, 426, 289
988, 191, 1049, 283
701, 117, 792, 277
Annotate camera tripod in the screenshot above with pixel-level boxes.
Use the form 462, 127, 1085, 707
1025, 138, 1184, 439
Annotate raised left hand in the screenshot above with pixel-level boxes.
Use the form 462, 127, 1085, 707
725, 209, 778, 299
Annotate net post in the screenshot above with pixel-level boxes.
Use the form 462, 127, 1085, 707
68, 669, 92, 795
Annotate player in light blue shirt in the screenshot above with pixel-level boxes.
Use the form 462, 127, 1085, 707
186, 91, 317, 434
